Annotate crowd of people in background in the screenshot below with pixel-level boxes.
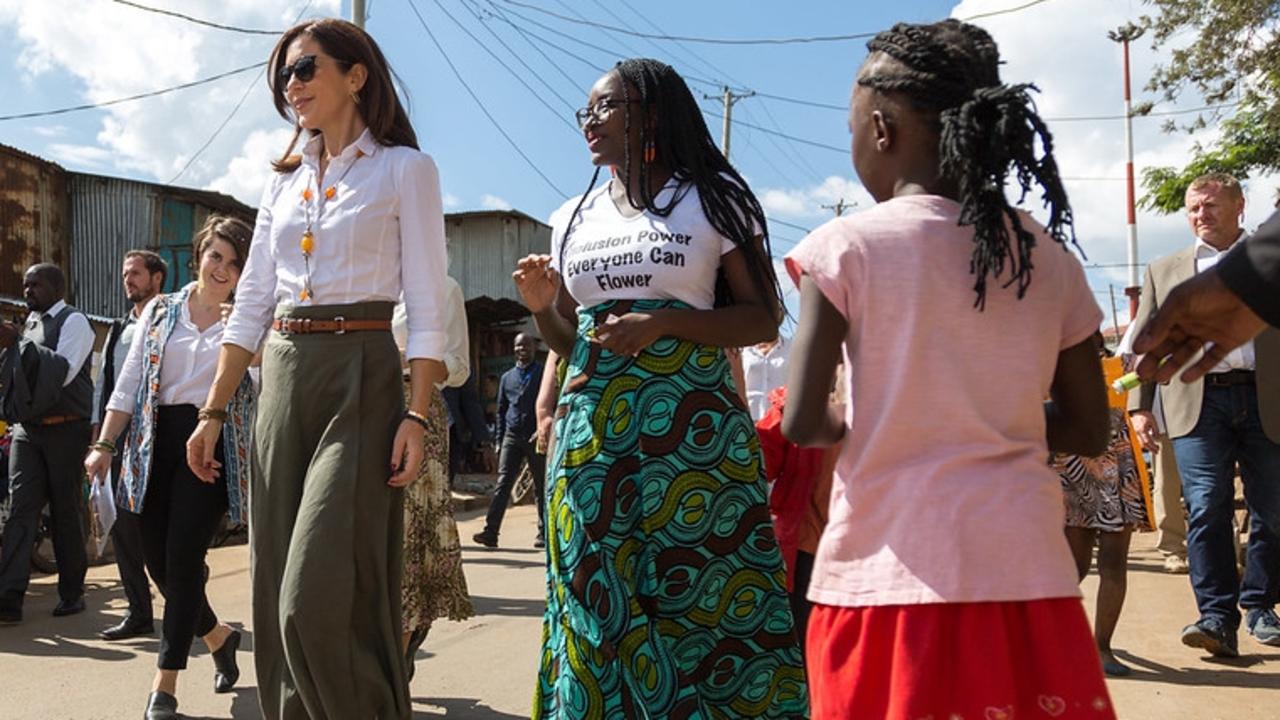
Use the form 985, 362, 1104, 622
2, 12, 1280, 720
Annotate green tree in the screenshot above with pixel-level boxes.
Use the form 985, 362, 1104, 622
1137, 0, 1280, 213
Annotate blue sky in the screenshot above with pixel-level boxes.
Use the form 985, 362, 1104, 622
2, 0, 1275, 328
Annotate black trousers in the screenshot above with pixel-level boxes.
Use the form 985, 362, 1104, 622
0, 420, 90, 608
110, 455, 153, 621
790, 550, 815, 656
141, 405, 227, 670
482, 430, 545, 538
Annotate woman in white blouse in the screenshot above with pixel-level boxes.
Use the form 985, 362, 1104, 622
184, 18, 448, 720
85, 216, 254, 720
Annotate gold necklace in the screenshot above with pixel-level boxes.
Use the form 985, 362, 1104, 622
299, 149, 364, 301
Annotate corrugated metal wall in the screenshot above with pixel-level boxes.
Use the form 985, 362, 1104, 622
67, 175, 254, 317
446, 212, 550, 302
67, 174, 159, 317
0, 146, 70, 302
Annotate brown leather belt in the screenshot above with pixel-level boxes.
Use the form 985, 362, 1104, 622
272, 317, 392, 335
38, 414, 85, 426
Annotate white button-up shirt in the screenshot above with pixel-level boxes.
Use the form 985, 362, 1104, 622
26, 299, 94, 386
394, 275, 470, 388
222, 129, 449, 361
741, 336, 791, 422
107, 286, 226, 412
1194, 234, 1255, 373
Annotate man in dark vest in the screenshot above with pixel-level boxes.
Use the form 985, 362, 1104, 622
0, 264, 94, 624
93, 250, 165, 640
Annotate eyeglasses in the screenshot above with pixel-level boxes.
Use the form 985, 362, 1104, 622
574, 99, 639, 128
278, 55, 319, 85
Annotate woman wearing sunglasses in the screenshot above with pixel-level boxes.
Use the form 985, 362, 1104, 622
185, 18, 449, 720
514, 58, 807, 718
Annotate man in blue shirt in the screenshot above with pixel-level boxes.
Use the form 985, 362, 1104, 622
474, 333, 546, 548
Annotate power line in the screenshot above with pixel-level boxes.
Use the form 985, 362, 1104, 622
169, 65, 264, 184
770, 217, 813, 234
0, 62, 267, 122
405, 0, 567, 198
111, 0, 280, 35
168, 1, 314, 185
1044, 102, 1241, 123
701, 107, 847, 153
468, 0, 584, 90
496, 0, 878, 45
445, 0, 580, 118
483, 1, 618, 68
496, 0, 1053, 46
962, 0, 1054, 22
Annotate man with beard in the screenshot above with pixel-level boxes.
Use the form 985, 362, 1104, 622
93, 250, 166, 640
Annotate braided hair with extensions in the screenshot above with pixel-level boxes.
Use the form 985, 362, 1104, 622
559, 59, 783, 314
859, 20, 1078, 309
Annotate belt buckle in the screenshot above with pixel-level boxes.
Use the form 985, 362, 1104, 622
333, 316, 346, 335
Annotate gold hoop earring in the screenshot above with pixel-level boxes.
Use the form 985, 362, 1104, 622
350, 90, 361, 106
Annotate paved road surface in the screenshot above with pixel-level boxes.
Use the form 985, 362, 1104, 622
1, 506, 1276, 718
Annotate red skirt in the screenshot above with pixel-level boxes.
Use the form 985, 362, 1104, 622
807, 598, 1116, 720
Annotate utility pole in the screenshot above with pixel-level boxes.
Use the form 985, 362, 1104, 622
1108, 22, 1145, 320
353, 0, 366, 28
703, 86, 754, 160
1108, 285, 1121, 349
821, 198, 852, 217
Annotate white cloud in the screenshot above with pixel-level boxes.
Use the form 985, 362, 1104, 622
31, 125, 67, 138
759, 176, 869, 220
948, 0, 1278, 298
443, 192, 461, 210
0, 0, 339, 197
481, 194, 513, 211
45, 143, 113, 168
208, 127, 297, 204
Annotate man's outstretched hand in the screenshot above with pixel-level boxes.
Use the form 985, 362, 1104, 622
1133, 269, 1267, 384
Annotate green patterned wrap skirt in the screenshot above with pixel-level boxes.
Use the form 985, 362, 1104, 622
534, 299, 808, 719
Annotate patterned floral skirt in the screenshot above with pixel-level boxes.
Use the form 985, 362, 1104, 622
534, 300, 808, 719
402, 385, 474, 634
1051, 407, 1154, 533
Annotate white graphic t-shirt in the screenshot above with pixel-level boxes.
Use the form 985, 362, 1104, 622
549, 180, 742, 309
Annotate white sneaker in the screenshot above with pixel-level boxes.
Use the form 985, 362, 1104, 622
1163, 555, 1189, 574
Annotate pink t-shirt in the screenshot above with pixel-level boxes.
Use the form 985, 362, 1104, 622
785, 195, 1103, 607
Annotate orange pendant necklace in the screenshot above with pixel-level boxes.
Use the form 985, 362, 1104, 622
299, 149, 364, 301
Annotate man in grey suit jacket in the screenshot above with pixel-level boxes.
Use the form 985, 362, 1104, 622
1129, 174, 1280, 658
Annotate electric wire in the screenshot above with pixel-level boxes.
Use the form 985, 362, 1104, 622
495, 0, 1054, 46
0, 62, 266, 121
110, 0, 281, 35
428, 0, 580, 132
406, 0, 568, 198
465, 0, 585, 89
167, 1, 315, 184
450, 0, 581, 115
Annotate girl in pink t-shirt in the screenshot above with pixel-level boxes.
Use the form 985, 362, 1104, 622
784, 19, 1116, 720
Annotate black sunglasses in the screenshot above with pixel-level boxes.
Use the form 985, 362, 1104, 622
278, 55, 318, 85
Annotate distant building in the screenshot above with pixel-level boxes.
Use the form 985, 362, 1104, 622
1, 143, 253, 319
2, 144, 549, 406
444, 209, 551, 385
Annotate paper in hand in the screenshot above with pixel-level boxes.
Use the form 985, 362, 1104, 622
89, 472, 118, 559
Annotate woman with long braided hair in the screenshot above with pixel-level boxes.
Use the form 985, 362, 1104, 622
513, 58, 807, 718
783, 20, 1116, 719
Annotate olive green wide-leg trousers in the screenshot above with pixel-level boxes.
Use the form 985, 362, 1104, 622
252, 303, 409, 720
